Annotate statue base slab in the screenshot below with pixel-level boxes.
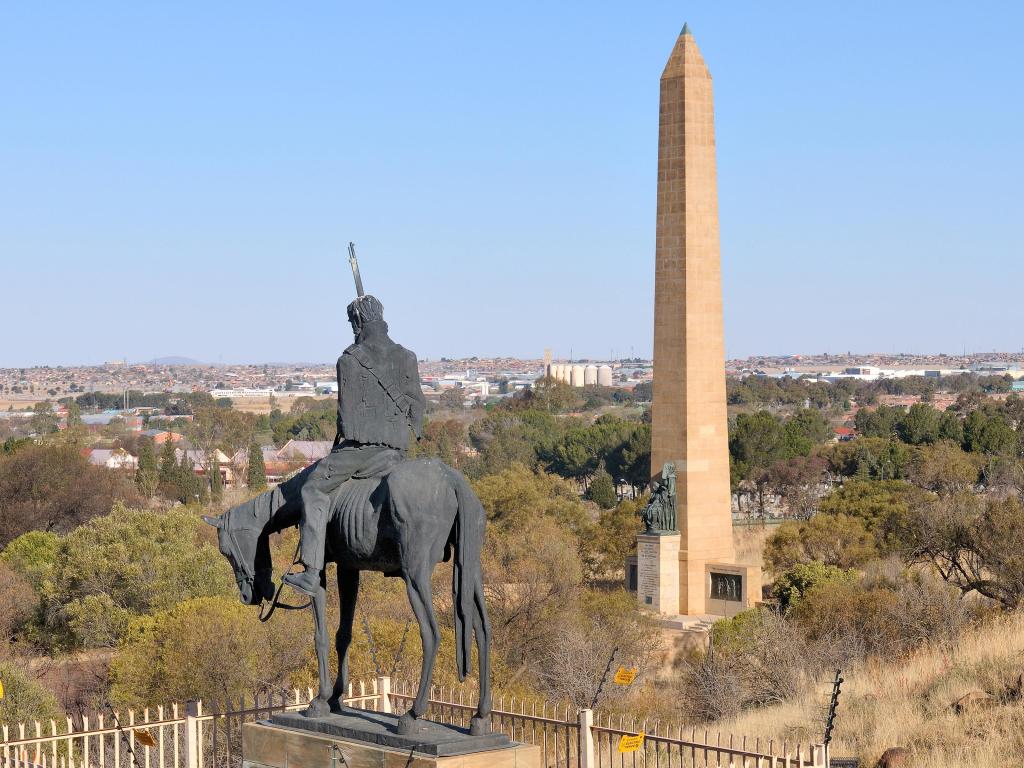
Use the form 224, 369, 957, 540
244, 713, 538, 768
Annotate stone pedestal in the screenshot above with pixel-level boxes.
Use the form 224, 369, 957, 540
243, 714, 539, 768
636, 533, 680, 614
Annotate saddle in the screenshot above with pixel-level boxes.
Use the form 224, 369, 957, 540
328, 452, 401, 560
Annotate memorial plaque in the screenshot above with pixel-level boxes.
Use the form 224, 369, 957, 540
637, 539, 658, 606
709, 572, 742, 602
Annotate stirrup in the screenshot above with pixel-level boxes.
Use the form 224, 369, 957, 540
258, 542, 313, 622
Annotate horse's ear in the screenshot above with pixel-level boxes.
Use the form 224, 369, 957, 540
202, 515, 222, 529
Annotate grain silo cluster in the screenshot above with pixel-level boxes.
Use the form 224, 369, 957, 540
545, 361, 615, 388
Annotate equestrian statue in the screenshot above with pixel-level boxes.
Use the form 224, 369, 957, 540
203, 246, 493, 736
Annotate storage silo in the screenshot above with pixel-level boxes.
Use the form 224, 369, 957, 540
597, 365, 613, 387
561, 365, 572, 384
584, 365, 598, 385
571, 365, 586, 388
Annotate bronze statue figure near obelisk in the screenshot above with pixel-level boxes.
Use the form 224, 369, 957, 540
637, 25, 761, 618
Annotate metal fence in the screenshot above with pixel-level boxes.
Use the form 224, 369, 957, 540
589, 712, 825, 767
390, 680, 580, 767
1, 678, 825, 768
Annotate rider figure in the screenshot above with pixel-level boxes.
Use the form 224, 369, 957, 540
282, 294, 426, 596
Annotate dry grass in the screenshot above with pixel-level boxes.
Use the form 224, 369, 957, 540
716, 612, 1024, 767
733, 523, 775, 570
226, 395, 332, 414
0, 398, 41, 412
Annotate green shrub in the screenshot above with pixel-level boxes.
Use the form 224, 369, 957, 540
773, 562, 857, 612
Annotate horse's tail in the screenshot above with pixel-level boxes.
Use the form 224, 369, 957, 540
446, 467, 488, 681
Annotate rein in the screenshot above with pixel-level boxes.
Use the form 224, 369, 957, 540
221, 506, 312, 622
258, 537, 312, 622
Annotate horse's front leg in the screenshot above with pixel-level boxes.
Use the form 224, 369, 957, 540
328, 569, 359, 713
303, 573, 331, 718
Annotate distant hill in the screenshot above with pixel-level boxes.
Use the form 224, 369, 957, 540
147, 356, 205, 366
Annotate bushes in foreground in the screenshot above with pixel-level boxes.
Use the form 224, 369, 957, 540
676, 566, 981, 723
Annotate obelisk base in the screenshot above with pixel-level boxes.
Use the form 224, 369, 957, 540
635, 533, 681, 615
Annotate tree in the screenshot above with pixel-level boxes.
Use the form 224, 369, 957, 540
29, 401, 58, 435
66, 400, 83, 430
772, 562, 857, 613
410, 419, 469, 470
904, 494, 1024, 610
0, 561, 36, 653
818, 479, 933, 554
0, 660, 61, 725
583, 496, 645, 578
440, 387, 465, 410
209, 458, 223, 503
616, 423, 651, 494
0, 530, 60, 591
0, 444, 140, 546
44, 505, 234, 649
483, 515, 583, 674
823, 437, 910, 480
763, 514, 876, 574
586, 464, 617, 509
897, 403, 941, 445
937, 410, 964, 444
467, 407, 564, 476
247, 443, 267, 491
109, 595, 310, 706
188, 406, 255, 478
729, 412, 785, 480
158, 439, 178, 493
963, 409, 1016, 455
135, 438, 158, 497
764, 455, 828, 519
535, 590, 659, 709
782, 409, 830, 457
473, 464, 591, 536
523, 378, 584, 413
854, 405, 904, 439
906, 441, 979, 495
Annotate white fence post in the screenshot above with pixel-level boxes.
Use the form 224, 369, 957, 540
184, 701, 200, 768
376, 676, 393, 714
577, 709, 595, 768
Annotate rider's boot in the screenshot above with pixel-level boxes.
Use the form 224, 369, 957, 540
283, 567, 321, 596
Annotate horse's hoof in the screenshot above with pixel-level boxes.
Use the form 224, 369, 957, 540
303, 697, 330, 718
397, 712, 425, 736
469, 716, 490, 736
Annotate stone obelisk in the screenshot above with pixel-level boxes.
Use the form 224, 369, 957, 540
647, 24, 737, 616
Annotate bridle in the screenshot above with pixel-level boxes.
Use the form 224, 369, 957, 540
220, 506, 311, 622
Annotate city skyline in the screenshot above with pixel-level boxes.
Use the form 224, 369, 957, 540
2, 3, 1022, 367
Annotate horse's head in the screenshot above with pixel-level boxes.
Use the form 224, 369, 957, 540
203, 510, 275, 606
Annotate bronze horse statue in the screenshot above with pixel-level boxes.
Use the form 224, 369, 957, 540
203, 457, 492, 735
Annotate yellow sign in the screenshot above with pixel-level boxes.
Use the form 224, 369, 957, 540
134, 729, 157, 748
618, 733, 645, 753
0, 680, 4, 700
613, 666, 638, 686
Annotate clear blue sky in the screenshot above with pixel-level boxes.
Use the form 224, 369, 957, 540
2, 2, 1022, 366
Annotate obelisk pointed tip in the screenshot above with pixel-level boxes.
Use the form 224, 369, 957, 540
681, 22, 691, 36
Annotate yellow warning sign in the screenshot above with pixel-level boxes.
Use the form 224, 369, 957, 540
617, 733, 645, 753
613, 666, 638, 686
134, 729, 157, 748
0, 680, 5, 700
